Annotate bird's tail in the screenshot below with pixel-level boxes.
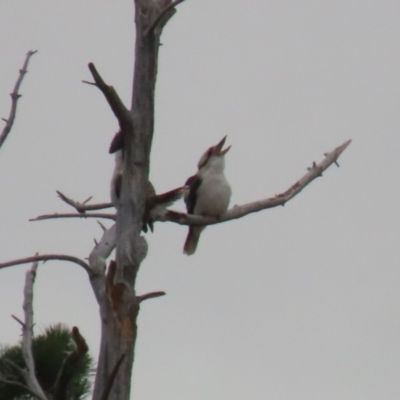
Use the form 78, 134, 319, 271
152, 186, 185, 212
183, 226, 205, 255
146, 186, 186, 227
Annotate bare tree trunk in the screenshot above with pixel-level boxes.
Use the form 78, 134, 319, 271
91, 2, 179, 399
92, 264, 139, 400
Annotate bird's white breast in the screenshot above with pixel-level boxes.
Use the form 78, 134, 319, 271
195, 171, 231, 217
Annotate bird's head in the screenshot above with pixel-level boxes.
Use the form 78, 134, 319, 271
197, 136, 231, 170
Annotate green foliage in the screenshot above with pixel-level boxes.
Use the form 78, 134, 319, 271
0, 324, 93, 400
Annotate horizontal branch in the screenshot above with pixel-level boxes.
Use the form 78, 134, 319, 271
0, 50, 37, 150
137, 291, 166, 303
57, 190, 113, 213
146, 0, 186, 36
30, 212, 116, 222
0, 254, 91, 275
158, 139, 351, 226
86, 63, 132, 127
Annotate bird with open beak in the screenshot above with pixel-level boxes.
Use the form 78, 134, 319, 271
184, 136, 232, 255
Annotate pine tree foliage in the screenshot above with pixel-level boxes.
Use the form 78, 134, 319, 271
0, 324, 93, 400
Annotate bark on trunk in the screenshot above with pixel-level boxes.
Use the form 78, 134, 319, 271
91, 262, 139, 400
91, 1, 178, 399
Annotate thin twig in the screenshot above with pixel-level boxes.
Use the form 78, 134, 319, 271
146, 0, 186, 35
0, 50, 37, 150
0, 254, 91, 275
158, 139, 352, 226
57, 190, 113, 213
97, 221, 107, 231
11, 314, 25, 327
81, 80, 97, 86
30, 212, 116, 222
137, 291, 166, 303
83, 196, 93, 205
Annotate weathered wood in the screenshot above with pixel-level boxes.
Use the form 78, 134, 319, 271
21, 260, 48, 400
91, 2, 181, 399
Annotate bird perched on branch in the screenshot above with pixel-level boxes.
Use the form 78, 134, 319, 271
109, 136, 184, 232
184, 136, 232, 255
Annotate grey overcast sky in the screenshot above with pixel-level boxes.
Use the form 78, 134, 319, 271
1, 1, 400, 399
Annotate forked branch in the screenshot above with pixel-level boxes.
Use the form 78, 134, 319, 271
159, 139, 352, 226
29, 190, 114, 222
0, 50, 37, 150
56, 190, 112, 213
146, 0, 187, 36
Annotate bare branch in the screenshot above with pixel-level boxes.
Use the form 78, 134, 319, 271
57, 190, 113, 213
0, 254, 91, 275
137, 291, 166, 303
20, 260, 48, 400
30, 212, 116, 222
97, 220, 107, 231
109, 130, 123, 153
35, 187, 183, 225
89, 224, 117, 274
146, 0, 186, 36
11, 314, 25, 327
83, 195, 93, 205
86, 63, 132, 127
100, 354, 126, 400
81, 80, 97, 86
0, 50, 37, 150
158, 139, 352, 226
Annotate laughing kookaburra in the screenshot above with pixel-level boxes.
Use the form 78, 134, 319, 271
183, 136, 232, 255
110, 140, 184, 232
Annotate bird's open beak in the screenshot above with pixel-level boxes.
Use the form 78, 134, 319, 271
214, 136, 231, 156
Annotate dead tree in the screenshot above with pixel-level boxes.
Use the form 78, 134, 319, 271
0, 1, 351, 399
